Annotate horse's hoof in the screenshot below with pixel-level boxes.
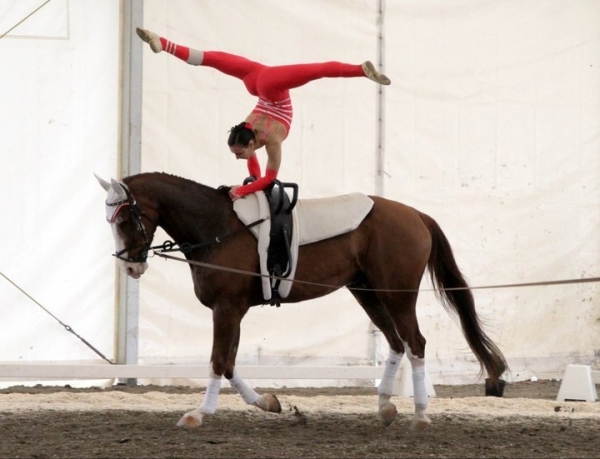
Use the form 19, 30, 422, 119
254, 394, 282, 413
176, 410, 204, 428
485, 378, 506, 397
410, 415, 432, 431
379, 401, 398, 426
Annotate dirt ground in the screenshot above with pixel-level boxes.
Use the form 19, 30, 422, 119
1, 380, 600, 458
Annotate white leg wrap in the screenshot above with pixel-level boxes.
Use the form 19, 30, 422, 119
378, 349, 404, 396
411, 362, 428, 408
229, 371, 260, 405
401, 339, 428, 409
200, 375, 221, 414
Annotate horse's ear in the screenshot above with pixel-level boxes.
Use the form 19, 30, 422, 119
110, 178, 129, 201
94, 173, 111, 191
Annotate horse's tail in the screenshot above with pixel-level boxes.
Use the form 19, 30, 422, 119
419, 212, 508, 390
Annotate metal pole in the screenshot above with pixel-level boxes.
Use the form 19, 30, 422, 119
371, 0, 387, 369
116, 0, 143, 385
375, 0, 387, 198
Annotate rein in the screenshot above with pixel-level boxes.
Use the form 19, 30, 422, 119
153, 251, 600, 293
147, 217, 268, 256
109, 184, 268, 262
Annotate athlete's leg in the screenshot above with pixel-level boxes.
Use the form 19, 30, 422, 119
136, 28, 201, 63
256, 62, 360, 100
136, 28, 264, 94
201, 52, 264, 82
256, 61, 389, 100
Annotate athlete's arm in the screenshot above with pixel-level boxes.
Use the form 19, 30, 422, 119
230, 142, 282, 200
246, 153, 262, 179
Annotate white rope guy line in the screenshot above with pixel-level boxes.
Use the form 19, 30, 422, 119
0, 0, 52, 40
0, 270, 113, 364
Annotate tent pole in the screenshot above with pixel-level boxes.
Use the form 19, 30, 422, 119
116, 0, 144, 385
375, 0, 387, 197
371, 0, 387, 370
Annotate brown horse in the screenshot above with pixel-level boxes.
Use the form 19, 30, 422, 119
96, 172, 507, 430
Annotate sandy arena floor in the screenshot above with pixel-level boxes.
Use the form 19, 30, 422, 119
1, 380, 599, 458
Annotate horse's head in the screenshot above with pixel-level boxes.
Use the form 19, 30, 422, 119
96, 174, 152, 279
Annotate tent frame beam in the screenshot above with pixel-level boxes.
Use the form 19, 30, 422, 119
116, 0, 144, 384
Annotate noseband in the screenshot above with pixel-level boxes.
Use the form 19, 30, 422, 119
106, 187, 150, 263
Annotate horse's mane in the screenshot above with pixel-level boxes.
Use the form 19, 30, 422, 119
125, 172, 230, 197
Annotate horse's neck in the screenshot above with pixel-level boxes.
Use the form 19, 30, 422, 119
152, 183, 230, 246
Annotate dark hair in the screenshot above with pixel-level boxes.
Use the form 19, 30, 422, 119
227, 122, 255, 147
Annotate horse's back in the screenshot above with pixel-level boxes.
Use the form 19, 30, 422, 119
354, 196, 432, 286
366, 195, 431, 246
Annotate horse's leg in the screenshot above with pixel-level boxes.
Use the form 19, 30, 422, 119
176, 371, 221, 427
384, 293, 431, 431
227, 328, 281, 413
355, 197, 434, 430
367, 278, 431, 431
176, 304, 249, 427
229, 370, 282, 412
350, 283, 405, 427
401, 337, 431, 431
377, 348, 404, 426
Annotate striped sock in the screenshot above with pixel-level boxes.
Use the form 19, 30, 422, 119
160, 37, 190, 62
158, 38, 203, 66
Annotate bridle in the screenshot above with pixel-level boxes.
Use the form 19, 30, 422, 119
106, 183, 268, 264
106, 185, 151, 263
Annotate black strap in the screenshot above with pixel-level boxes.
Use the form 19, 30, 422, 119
150, 217, 268, 255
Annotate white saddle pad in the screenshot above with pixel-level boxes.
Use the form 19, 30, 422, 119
234, 191, 374, 302
292, 193, 374, 245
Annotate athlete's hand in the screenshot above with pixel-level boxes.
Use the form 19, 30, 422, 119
229, 186, 242, 201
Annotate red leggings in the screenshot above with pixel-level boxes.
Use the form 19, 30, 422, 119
202, 51, 364, 102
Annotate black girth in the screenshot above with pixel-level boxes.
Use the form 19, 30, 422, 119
244, 177, 299, 306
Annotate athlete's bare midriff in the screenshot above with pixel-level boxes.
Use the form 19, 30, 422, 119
245, 112, 288, 148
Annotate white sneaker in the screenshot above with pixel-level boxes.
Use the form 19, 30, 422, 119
362, 61, 391, 85
136, 27, 162, 53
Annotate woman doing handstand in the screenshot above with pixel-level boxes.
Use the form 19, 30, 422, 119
136, 28, 391, 201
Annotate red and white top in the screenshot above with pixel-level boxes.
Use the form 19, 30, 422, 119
251, 97, 293, 132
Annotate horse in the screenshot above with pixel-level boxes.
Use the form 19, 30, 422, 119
96, 172, 507, 430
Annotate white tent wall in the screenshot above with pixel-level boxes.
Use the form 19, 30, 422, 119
0, 1, 120, 386
1, 0, 598, 389
383, 0, 600, 381
137, 0, 600, 387
138, 0, 381, 387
